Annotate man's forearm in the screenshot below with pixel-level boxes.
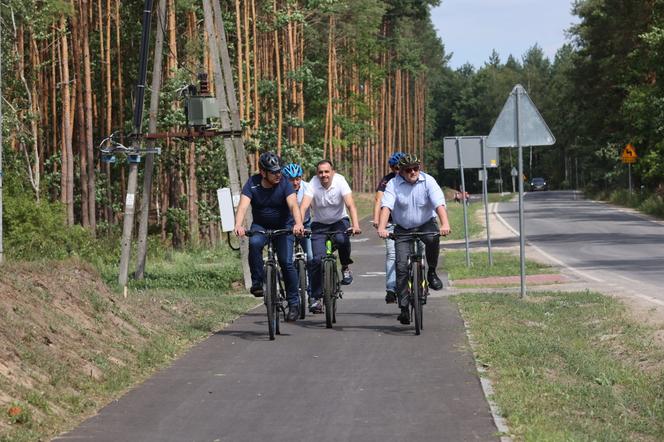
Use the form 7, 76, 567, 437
378, 206, 391, 230
372, 191, 383, 223
436, 205, 449, 226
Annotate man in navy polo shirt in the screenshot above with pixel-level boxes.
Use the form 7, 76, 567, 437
234, 152, 305, 322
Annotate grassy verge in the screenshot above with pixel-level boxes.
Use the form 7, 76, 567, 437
453, 291, 664, 441
443, 250, 553, 281
354, 191, 376, 221
587, 188, 664, 219
444, 201, 484, 240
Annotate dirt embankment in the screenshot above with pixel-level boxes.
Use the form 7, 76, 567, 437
0, 260, 198, 439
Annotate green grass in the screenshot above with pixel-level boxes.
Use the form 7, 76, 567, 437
443, 250, 553, 281
588, 189, 664, 219
444, 201, 484, 241
453, 291, 664, 441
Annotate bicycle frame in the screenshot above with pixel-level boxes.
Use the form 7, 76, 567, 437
390, 231, 439, 335
315, 229, 352, 328
246, 229, 291, 340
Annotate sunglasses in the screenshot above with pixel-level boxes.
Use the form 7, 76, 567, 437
403, 166, 420, 173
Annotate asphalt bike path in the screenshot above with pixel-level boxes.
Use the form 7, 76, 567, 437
496, 190, 664, 304
57, 219, 499, 441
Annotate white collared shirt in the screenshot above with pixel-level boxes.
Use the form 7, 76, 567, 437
305, 173, 352, 224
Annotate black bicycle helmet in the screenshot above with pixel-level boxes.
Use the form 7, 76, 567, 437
259, 151, 282, 172
397, 153, 420, 168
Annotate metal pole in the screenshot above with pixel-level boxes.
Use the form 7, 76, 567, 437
119, 0, 154, 286
456, 138, 471, 267
136, 0, 166, 280
481, 137, 493, 266
516, 88, 526, 298
628, 163, 632, 194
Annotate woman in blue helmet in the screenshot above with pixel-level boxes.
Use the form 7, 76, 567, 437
282, 163, 313, 298
371, 152, 404, 304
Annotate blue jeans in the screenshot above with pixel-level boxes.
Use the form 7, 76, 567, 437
310, 218, 352, 299
248, 223, 299, 306
385, 224, 396, 292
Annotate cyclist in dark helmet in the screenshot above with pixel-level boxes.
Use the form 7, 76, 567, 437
372, 151, 405, 304
376, 153, 451, 325
234, 152, 305, 322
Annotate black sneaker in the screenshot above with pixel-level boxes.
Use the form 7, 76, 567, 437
250, 284, 264, 297
427, 270, 443, 291
286, 306, 299, 322
385, 290, 397, 304
341, 266, 353, 285
397, 307, 410, 325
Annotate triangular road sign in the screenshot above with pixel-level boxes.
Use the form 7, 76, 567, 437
486, 84, 556, 148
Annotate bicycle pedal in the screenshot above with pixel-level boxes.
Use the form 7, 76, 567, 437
338, 291, 343, 299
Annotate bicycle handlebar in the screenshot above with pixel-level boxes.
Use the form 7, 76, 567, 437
312, 228, 355, 238
388, 232, 441, 240
245, 229, 293, 238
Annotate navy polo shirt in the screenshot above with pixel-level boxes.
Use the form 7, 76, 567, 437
241, 174, 295, 228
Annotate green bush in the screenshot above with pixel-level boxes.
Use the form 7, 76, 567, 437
3, 194, 106, 262
638, 194, 664, 218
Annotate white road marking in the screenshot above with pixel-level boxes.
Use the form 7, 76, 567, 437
616, 274, 641, 284
351, 237, 369, 243
491, 203, 604, 283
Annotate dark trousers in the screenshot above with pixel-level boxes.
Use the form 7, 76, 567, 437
394, 218, 440, 307
310, 218, 352, 299
248, 223, 299, 306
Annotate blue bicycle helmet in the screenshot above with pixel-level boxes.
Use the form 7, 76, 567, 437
282, 163, 304, 179
388, 152, 405, 167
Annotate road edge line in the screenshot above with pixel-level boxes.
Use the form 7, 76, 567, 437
490, 203, 603, 283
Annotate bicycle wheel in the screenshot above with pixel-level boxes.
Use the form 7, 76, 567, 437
323, 259, 335, 329
275, 270, 282, 335
412, 262, 422, 335
265, 264, 277, 340
332, 269, 338, 324
297, 259, 307, 319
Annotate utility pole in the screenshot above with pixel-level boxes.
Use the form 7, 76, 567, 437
130, 0, 249, 286
119, 0, 154, 287
135, 0, 166, 280
210, 0, 251, 287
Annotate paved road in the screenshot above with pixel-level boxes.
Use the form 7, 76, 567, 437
496, 190, 664, 302
57, 221, 498, 441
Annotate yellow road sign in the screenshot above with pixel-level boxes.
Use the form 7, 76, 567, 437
621, 144, 637, 164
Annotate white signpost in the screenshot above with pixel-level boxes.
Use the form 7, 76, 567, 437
487, 84, 555, 298
444, 136, 500, 267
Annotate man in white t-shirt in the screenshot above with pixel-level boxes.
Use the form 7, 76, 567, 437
300, 160, 362, 313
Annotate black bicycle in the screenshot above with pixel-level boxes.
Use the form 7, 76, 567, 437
315, 229, 353, 329
246, 229, 292, 340
293, 232, 311, 320
390, 232, 440, 335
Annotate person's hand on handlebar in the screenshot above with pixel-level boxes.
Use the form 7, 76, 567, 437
234, 225, 246, 237
439, 222, 451, 237
351, 224, 362, 235
292, 222, 305, 236
377, 227, 389, 239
